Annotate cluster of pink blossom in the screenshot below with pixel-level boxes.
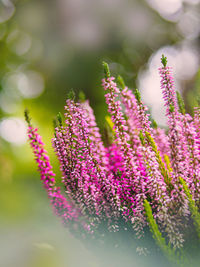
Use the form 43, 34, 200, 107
25, 116, 92, 234
26, 55, 200, 257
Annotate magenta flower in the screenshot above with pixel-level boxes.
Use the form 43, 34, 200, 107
25, 55, 200, 264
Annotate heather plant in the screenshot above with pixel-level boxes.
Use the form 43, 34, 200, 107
25, 55, 200, 267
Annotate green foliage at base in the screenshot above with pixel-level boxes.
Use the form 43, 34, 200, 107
179, 177, 200, 239
144, 199, 181, 266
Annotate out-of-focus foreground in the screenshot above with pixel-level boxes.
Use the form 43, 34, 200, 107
0, 0, 200, 266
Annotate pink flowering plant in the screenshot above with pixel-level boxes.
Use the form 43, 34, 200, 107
25, 55, 200, 266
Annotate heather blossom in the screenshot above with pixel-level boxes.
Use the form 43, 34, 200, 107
26, 55, 200, 266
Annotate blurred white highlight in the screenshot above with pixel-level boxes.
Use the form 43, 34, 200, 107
177, 11, 200, 39
0, 117, 27, 145
6, 29, 32, 56
0, 91, 20, 114
3, 71, 44, 99
17, 71, 45, 99
14, 33, 32, 56
0, 0, 15, 23
146, 0, 182, 21
183, 0, 200, 4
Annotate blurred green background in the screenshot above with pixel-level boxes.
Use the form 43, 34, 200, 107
0, 0, 200, 266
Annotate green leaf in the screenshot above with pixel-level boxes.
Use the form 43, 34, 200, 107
176, 91, 185, 115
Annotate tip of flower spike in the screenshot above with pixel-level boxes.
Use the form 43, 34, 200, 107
102, 61, 110, 79
117, 75, 125, 90
161, 54, 167, 67
53, 117, 58, 129
57, 112, 63, 126
67, 89, 75, 100
134, 89, 141, 103
78, 90, 86, 102
24, 108, 31, 126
